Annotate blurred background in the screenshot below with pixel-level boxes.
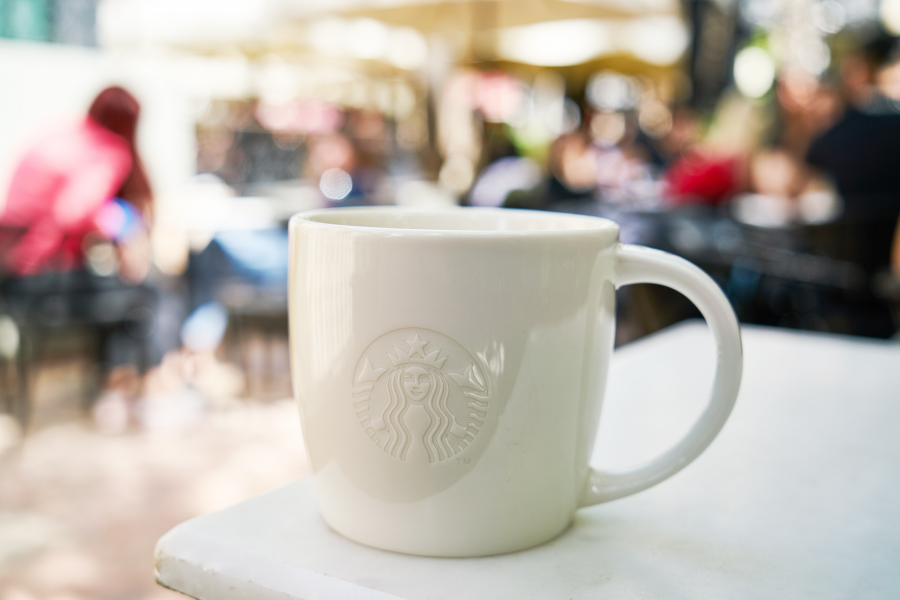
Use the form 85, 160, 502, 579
2, 0, 900, 597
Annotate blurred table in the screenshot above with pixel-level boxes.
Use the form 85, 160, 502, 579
155, 322, 900, 600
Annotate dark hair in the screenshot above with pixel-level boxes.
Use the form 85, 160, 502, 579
862, 31, 900, 69
87, 86, 152, 214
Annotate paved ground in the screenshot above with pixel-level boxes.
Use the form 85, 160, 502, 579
0, 355, 307, 600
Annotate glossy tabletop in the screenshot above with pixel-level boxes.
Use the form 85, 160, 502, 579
155, 322, 900, 600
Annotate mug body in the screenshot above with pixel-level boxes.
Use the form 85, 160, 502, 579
289, 207, 619, 556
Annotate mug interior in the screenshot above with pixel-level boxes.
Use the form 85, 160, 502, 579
297, 207, 617, 234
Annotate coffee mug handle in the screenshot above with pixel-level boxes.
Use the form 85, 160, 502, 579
580, 243, 743, 506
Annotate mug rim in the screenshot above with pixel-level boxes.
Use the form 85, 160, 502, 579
289, 206, 620, 237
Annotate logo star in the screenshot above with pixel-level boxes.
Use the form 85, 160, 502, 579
406, 333, 428, 357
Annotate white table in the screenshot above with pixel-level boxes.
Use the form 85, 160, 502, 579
155, 322, 900, 600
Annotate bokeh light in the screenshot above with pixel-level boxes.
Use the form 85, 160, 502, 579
319, 167, 353, 200
882, 0, 900, 34
734, 47, 776, 98
498, 20, 612, 67
587, 72, 640, 111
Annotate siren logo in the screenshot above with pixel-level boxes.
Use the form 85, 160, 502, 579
353, 328, 489, 463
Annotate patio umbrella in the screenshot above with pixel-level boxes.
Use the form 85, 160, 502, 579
302, 0, 685, 66
330, 0, 679, 32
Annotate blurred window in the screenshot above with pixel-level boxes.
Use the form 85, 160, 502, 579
0, 0, 51, 40
53, 0, 96, 46
0, 0, 96, 45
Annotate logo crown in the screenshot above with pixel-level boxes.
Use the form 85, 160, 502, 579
387, 333, 448, 369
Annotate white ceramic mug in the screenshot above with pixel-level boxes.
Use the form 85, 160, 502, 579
288, 207, 742, 557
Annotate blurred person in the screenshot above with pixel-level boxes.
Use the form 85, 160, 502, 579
719, 64, 844, 227
659, 108, 741, 207
0, 87, 165, 429
664, 151, 740, 207
751, 149, 803, 200
468, 156, 542, 208
727, 71, 843, 228
500, 132, 598, 210
591, 112, 659, 207
807, 35, 900, 207
656, 107, 701, 163
732, 147, 839, 228
0, 86, 152, 278
468, 124, 539, 208
475, 122, 518, 174
777, 68, 844, 159
804, 34, 900, 337
500, 131, 598, 210
545, 131, 599, 204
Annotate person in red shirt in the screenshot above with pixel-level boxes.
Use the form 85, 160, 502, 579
0, 86, 152, 277
1, 87, 158, 432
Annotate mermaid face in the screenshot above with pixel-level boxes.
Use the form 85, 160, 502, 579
402, 366, 431, 402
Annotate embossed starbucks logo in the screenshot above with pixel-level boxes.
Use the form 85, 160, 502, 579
353, 328, 489, 463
